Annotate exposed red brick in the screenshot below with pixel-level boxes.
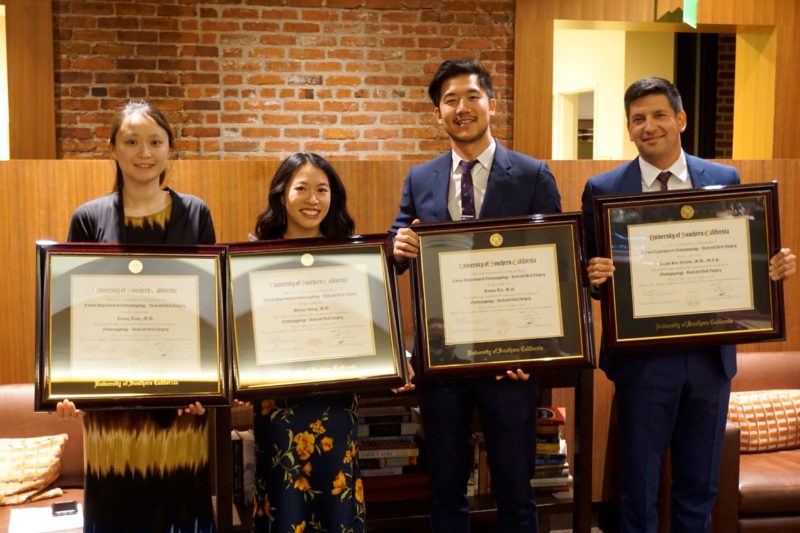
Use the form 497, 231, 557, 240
53, 0, 516, 159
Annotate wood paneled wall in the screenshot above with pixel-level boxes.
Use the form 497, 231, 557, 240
514, 0, 800, 159
4, 0, 56, 158
2, 158, 797, 502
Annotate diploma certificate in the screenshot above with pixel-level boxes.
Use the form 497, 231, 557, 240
410, 214, 594, 378
249, 264, 375, 364
439, 245, 562, 344
34, 243, 229, 410
595, 182, 785, 350
228, 236, 405, 396
628, 217, 753, 317
70, 275, 201, 377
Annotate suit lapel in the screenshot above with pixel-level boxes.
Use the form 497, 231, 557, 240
686, 154, 708, 188
479, 143, 511, 218
432, 153, 454, 221
619, 158, 645, 193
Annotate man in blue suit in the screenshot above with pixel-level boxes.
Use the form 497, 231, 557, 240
389, 58, 561, 532
582, 77, 796, 532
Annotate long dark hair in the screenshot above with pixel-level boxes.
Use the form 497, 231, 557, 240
254, 152, 355, 240
109, 101, 175, 192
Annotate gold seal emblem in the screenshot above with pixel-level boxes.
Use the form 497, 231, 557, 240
489, 233, 503, 247
301, 253, 314, 266
685, 291, 700, 307
680, 205, 695, 219
128, 259, 143, 274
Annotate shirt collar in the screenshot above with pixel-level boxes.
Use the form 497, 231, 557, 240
451, 138, 496, 174
639, 150, 690, 188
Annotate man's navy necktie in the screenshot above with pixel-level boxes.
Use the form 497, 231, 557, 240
460, 159, 478, 220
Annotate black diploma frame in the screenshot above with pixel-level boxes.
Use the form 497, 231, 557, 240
227, 235, 405, 398
35, 243, 229, 410
594, 181, 785, 351
410, 214, 595, 378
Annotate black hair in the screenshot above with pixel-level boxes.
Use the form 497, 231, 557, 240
624, 77, 683, 118
254, 152, 355, 240
428, 58, 495, 107
109, 100, 175, 192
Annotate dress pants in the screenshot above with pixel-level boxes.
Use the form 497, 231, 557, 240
613, 350, 731, 533
418, 376, 539, 533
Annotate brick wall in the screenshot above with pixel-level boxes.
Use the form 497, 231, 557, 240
52, 0, 516, 160
715, 33, 735, 158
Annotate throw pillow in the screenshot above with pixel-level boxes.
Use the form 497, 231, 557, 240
728, 389, 800, 453
0, 433, 68, 506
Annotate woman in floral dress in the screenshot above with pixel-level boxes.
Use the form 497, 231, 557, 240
251, 153, 365, 533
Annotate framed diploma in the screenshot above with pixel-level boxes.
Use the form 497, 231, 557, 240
228, 235, 405, 397
410, 214, 594, 378
595, 181, 785, 350
35, 243, 229, 410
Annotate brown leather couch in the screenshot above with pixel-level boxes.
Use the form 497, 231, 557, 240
0, 383, 84, 529
711, 351, 800, 533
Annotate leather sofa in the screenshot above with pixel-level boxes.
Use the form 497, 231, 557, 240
711, 351, 800, 533
0, 383, 84, 529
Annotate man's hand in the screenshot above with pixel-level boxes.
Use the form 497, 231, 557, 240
770, 248, 796, 281
393, 219, 421, 263
496, 368, 530, 381
587, 257, 615, 287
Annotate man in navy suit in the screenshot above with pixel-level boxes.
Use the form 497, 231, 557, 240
582, 77, 796, 532
389, 58, 561, 532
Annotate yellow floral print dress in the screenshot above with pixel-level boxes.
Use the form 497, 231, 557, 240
252, 394, 365, 533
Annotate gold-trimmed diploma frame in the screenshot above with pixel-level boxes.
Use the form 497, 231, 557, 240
411, 214, 594, 378
594, 181, 785, 351
227, 235, 405, 398
34, 243, 229, 410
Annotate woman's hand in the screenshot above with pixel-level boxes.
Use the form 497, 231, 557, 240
56, 399, 84, 419
177, 401, 206, 416
392, 357, 416, 393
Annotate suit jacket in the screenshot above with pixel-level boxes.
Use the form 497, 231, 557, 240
67, 187, 216, 245
581, 154, 739, 382
390, 142, 562, 240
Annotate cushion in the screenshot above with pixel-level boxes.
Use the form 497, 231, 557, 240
0, 434, 68, 506
728, 390, 800, 453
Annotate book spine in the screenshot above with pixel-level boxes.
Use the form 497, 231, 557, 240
357, 422, 417, 438
357, 414, 412, 424
231, 431, 243, 509
360, 466, 408, 477
359, 447, 420, 459
360, 456, 417, 469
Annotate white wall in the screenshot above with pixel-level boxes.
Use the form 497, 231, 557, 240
552, 26, 675, 161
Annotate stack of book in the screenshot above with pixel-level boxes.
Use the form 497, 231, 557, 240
231, 429, 256, 511
357, 405, 420, 477
532, 407, 572, 492
463, 432, 489, 496
357, 405, 429, 502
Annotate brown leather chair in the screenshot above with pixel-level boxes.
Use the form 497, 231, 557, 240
711, 351, 800, 533
0, 384, 84, 529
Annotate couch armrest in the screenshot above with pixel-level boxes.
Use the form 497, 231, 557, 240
712, 420, 740, 533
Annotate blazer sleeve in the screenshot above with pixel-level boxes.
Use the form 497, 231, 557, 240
389, 167, 418, 237
580, 178, 599, 261
198, 203, 217, 245
531, 161, 562, 215
66, 205, 96, 243
388, 168, 419, 273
